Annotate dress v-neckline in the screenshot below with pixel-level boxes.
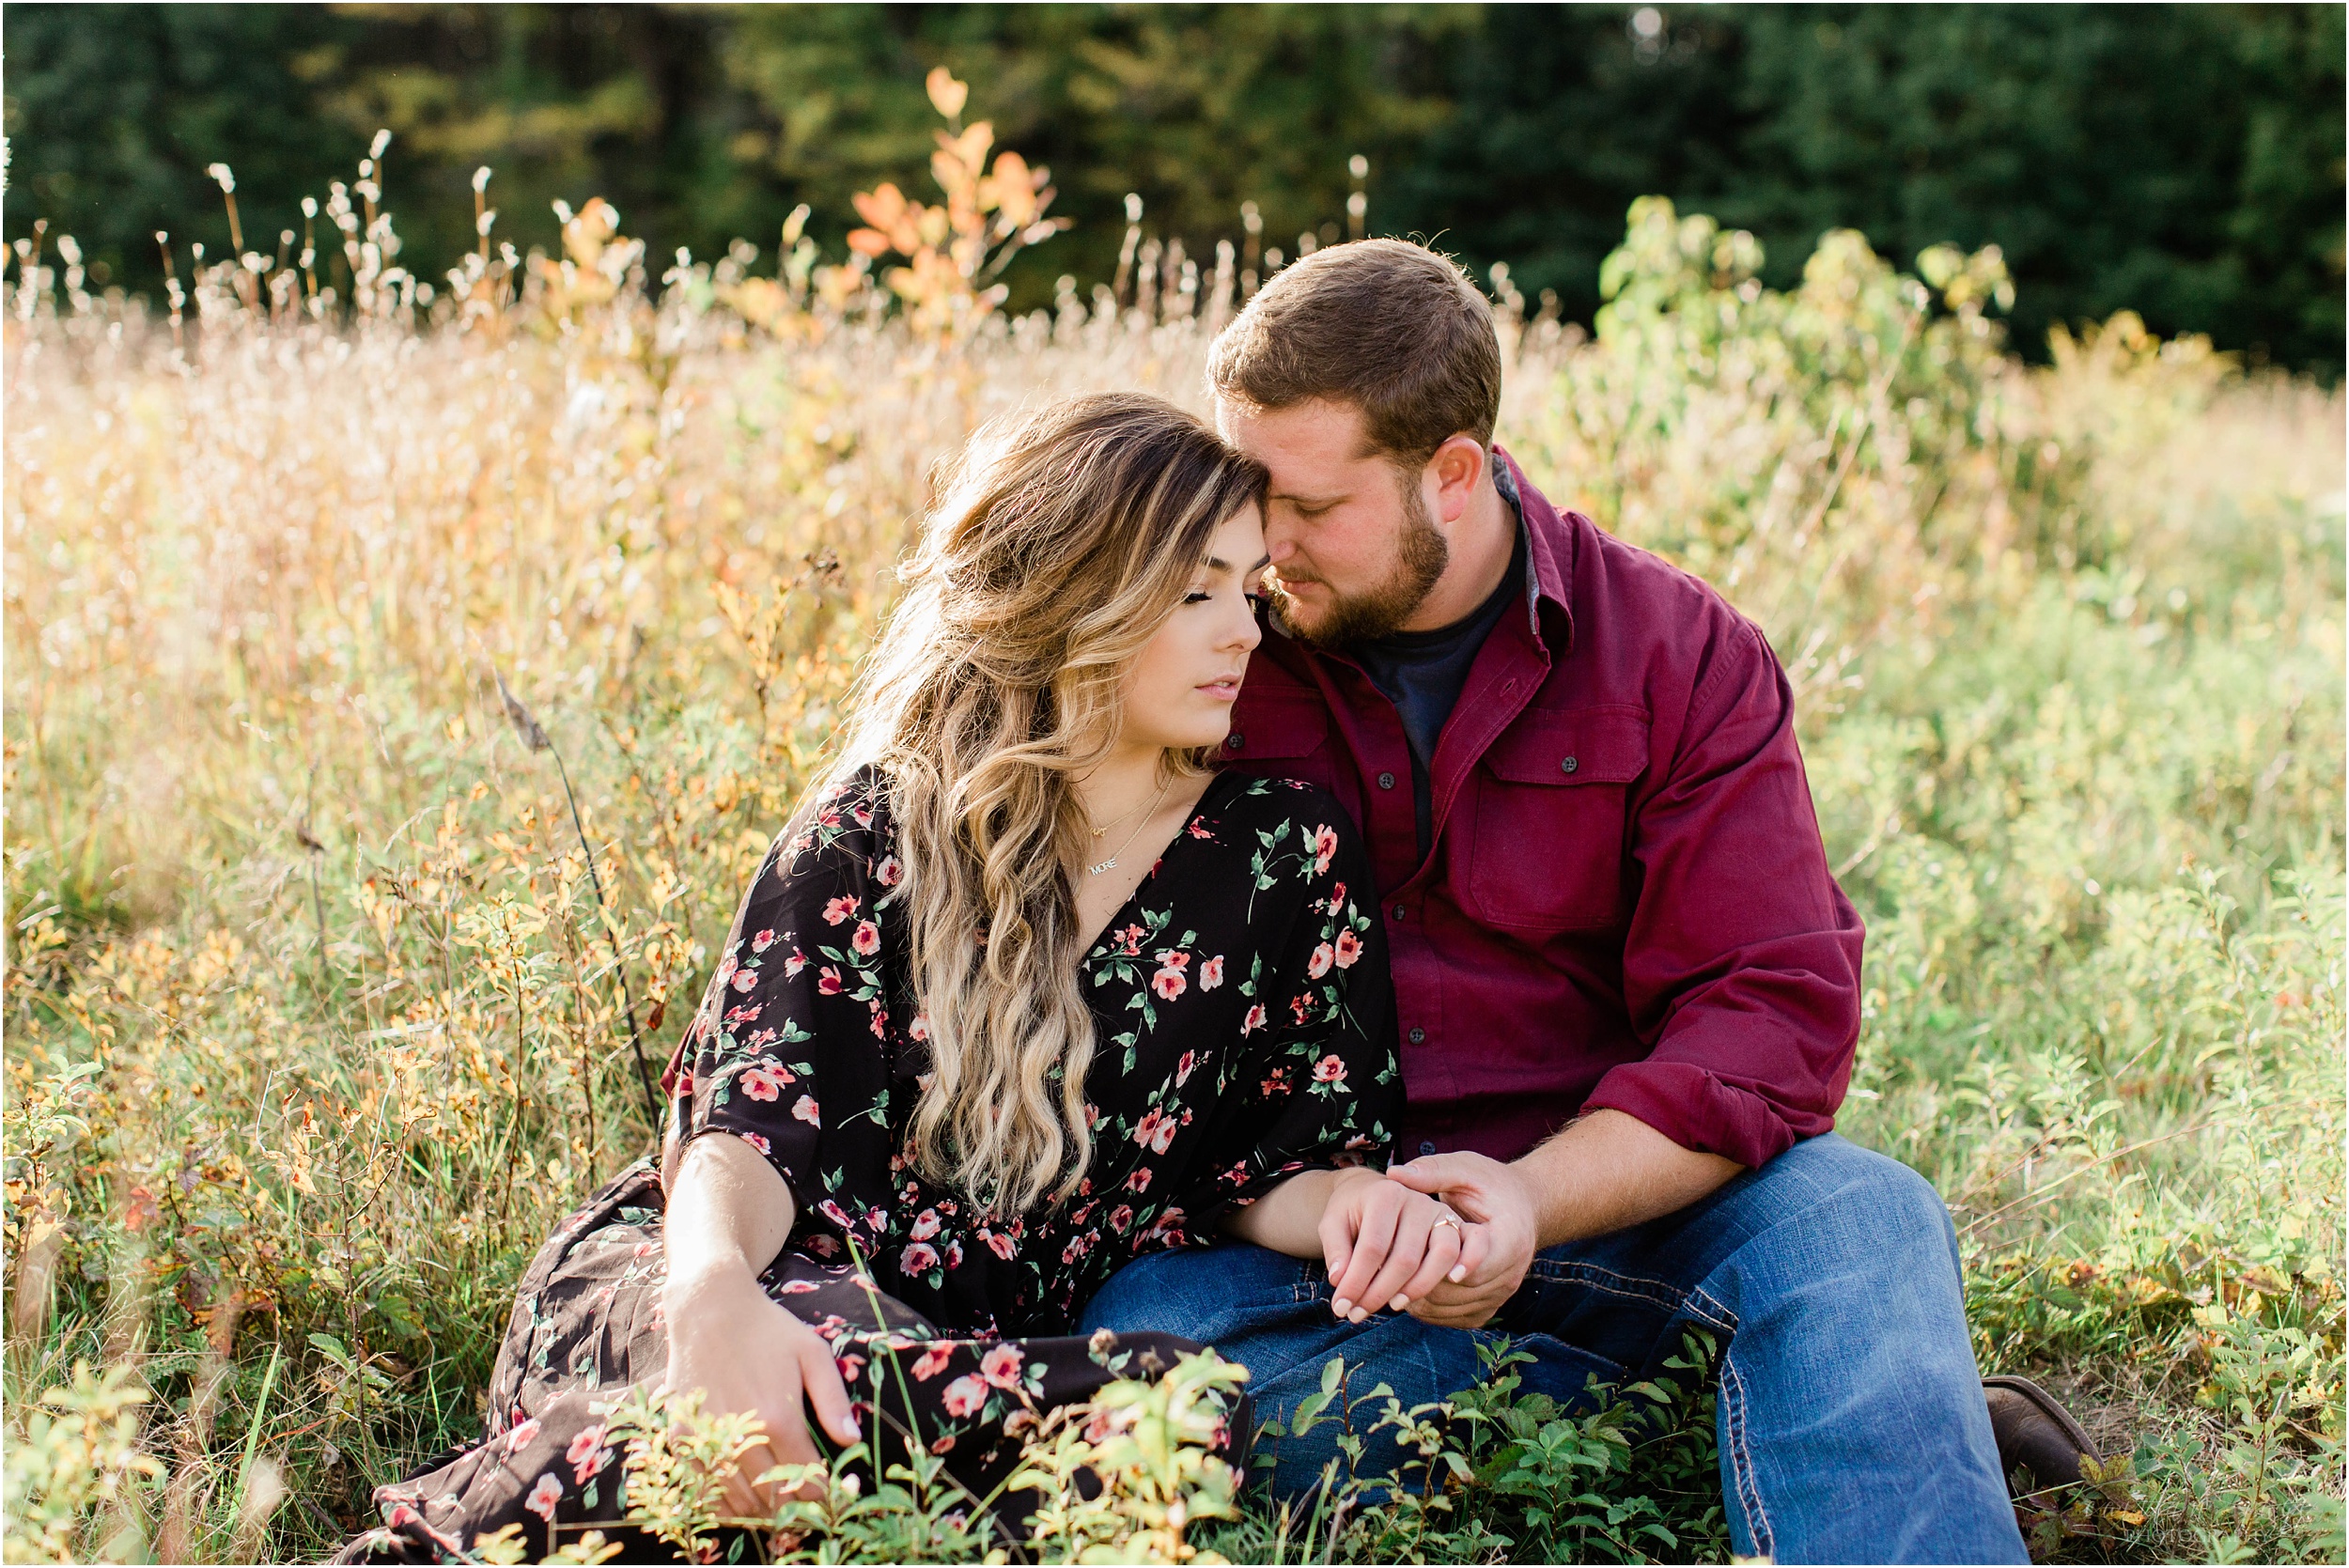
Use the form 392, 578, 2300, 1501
1079, 770, 1240, 968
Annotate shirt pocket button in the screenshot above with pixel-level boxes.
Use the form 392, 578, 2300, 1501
1560, 755, 1579, 774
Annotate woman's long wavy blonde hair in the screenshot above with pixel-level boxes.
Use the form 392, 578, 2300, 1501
835, 393, 1268, 1217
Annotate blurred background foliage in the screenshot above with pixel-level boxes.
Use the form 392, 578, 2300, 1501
5, 2, 2342, 374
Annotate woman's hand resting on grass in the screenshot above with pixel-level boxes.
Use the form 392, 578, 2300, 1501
661, 1131, 858, 1517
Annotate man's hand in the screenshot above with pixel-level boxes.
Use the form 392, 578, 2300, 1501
662, 1267, 859, 1520
1385, 1112, 1747, 1329
1381, 1152, 1540, 1328
1318, 1166, 1468, 1323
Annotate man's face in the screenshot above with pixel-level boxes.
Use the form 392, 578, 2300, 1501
1217, 397, 1445, 645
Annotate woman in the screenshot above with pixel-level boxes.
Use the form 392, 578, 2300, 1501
348, 395, 1470, 1561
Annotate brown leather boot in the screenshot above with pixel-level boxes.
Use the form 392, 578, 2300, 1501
1983, 1374, 2101, 1497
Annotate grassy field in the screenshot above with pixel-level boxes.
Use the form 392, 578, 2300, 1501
4, 147, 2342, 1563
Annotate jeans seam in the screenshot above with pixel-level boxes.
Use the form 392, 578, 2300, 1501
1522, 1258, 1687, 1312
1719, 1351, 1774, 1560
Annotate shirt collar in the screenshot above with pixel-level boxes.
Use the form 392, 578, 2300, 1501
1491, 444, 1577, 658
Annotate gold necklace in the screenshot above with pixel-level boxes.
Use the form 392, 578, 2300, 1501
1084, 777, 1170, 877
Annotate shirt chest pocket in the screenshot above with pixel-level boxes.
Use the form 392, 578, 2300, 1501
1466, 708, 1650, 933
1220, 698, 1334, 792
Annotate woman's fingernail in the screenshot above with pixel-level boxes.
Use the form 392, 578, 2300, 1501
1348, 1307, 1369, 1324
1330, 1296, 1352, 1317
1389, 1294, 1409, 1312
1449, 1265, 1467, 1282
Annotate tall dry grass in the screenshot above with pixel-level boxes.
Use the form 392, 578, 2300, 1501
3, 112, 2341, 1563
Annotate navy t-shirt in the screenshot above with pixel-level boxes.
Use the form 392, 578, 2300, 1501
1351, 476, 1529, 856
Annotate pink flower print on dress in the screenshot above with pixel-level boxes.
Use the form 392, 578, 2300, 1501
835, 1352, 865, 1385
876, 854, 902, 887
1291, 993, 1314, 1025
901, 1241, 941, 1274
1312, 824, 1339, 875
1061, 1230, 1096, 1265
752, 928, 779, 953
1307, 942, 1335, 979
732, 966, 760, 993
739, 1063, 792, 1102
1241, 1002, 1268, 1035
793, 1094, 821, 1126
1124, 1167, 1151, 1193
1313, 1054, 1348, 1087
982, 1227, 1018, 1261
505, 1417, 542, 1454
910, 1209, 941, 1240
1200, 955, 1224, 990
823, 895, 858, 926
851, 919, 881, 956
912, 1344, 955, 1381
909, 1012, 931, 1042
943, 1236, 963, 1268
566, 1426, 610, 1484
1108, 1203, 1135, 1234
1187, 818, 1214, 839
817, 1198, 855, 1231
522, 1472, 564, 1522
941, 1374, 988, 1418
1151, 948, 1193, 1000
1175, 1049, 1199, 1086
777, 1279, 818, 1295
817, 966, 845, 995
980, 1343, 1025, 1389
1333, 930, 1362, 969
1328, 881, 1347, 913
1133, 1108, 1172, 1152
784, 952, 807, 979
739, 1130, 771, 1157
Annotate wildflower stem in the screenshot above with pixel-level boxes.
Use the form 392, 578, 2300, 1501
549, 740, 663, 1138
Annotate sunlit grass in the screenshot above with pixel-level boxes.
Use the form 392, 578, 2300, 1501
3, 125, 2341, 1563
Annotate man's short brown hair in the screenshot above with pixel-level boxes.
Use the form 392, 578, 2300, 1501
1206, 239, 1502, 467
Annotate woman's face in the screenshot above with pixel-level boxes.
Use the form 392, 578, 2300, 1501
1117, 504, 1268, 754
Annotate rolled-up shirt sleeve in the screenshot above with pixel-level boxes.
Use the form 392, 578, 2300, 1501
1581, 617, 1864, 1168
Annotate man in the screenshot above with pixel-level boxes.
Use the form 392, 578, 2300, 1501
1080, 241, 2091, 1562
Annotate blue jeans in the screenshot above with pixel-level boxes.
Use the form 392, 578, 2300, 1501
1080, 1134, 2026, 1564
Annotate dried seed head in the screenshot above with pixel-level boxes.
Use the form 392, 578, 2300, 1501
302, 196, 319, 219
369, 129, 393, 159
491, 668, 552, 753
207, 163, 236, 194
473, 165, 492, 194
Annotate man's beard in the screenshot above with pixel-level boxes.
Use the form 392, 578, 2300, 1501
1272, 479, 1450, 647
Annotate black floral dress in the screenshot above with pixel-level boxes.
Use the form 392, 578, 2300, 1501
346, 768, 1396, 1562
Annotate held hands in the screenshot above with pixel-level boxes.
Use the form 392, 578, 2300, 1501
1317, 1166, 1483, 1323
1382, 1152, 1541, 1328
661, 1266, 859, 1519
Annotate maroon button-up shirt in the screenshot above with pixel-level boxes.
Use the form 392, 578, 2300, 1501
1221, 450, 1863, 1170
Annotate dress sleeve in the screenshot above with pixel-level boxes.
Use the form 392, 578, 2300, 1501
1172, 807, 1398, 1231
662, 771, 904, 1214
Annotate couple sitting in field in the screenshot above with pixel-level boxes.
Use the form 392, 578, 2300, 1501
350, 241, 2092, 1565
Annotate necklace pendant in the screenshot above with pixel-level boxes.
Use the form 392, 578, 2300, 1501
1085, 856, 1117, 877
